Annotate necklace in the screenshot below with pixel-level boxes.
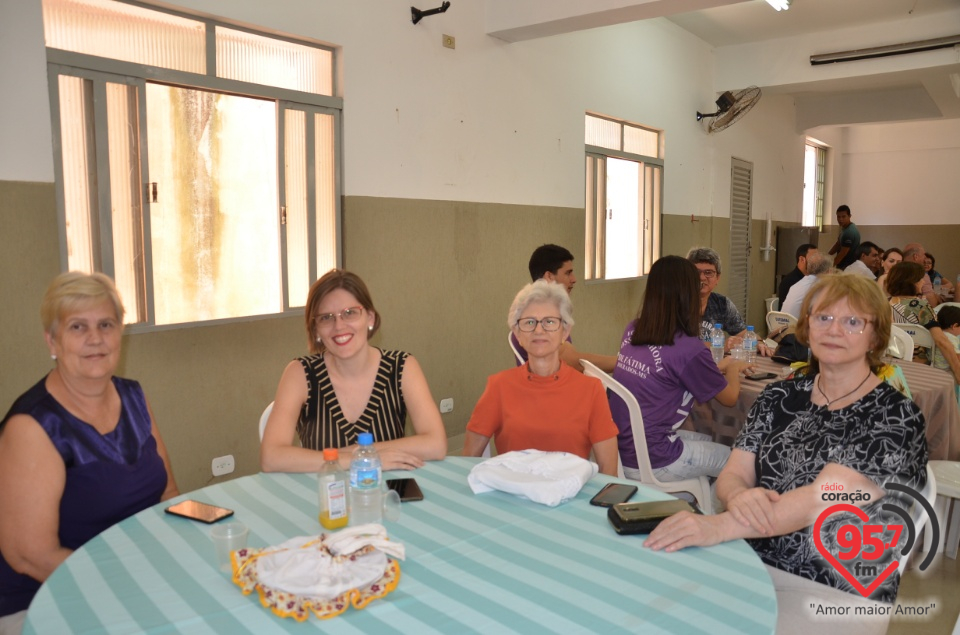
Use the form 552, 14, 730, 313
817, 370, 873, 408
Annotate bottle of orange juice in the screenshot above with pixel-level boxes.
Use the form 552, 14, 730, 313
318, 448, 349, 529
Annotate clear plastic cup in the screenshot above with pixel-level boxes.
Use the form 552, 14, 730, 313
210, 522, 248, 572
382, 488, 402, 522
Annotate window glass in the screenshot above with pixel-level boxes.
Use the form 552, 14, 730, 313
216, 27, 333, 96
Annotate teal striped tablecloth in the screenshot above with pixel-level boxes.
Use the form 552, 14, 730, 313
24, 457, 776, 634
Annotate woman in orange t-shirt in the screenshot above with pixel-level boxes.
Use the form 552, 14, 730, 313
462, 280, 619, 475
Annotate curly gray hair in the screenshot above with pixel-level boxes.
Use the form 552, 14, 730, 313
687, 246, 722, 275
507, 280, 574, 330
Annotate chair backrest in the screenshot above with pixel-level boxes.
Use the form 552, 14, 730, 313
888, 325, 914, 362
507, 332, 525, 365
934, 301, 960, 316
765, 311, 797, 336
898, 323, 934, 349
764, 296, 780, 313
581, 360, 654, 483
898, 463, 936, 576
258, 401, 274, 441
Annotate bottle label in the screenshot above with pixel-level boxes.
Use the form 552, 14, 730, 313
351, 467, 380, 490
325, 480, 347, 519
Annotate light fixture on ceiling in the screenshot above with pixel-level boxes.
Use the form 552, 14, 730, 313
765, 0, 790, 10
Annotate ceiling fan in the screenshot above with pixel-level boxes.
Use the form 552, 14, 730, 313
696, 86, 762, 133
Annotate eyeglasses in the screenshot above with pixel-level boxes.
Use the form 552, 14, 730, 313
809, 313, 872, 334
516, 317, 563, 332
315, 306, 364, 326
697, 269, 718, 279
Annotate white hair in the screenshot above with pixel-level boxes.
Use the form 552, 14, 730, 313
507, 280, 574, 329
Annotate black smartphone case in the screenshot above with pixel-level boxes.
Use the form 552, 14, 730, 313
607, 500, 701, 535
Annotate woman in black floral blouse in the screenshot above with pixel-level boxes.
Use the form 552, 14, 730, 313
645, 273, 927, 634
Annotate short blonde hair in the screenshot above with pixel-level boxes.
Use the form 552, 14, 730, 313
40, 272, 125, 335
795, 273, 891, 373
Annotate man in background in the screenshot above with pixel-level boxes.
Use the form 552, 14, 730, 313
843, 242, 881, 279
903, 243, 941, 308
778, 243, 817, 309
828, 205, 860, 269
782, 250, 833, 318
511, 244, 616, 372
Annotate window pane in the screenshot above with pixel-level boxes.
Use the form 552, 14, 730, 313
802, 144, 817, 227
624, 125, 659, 158
604, 157, 641, 280
58, 74, 97, 274
105, 81, 145, 324
315, 112, 337, 278
585, 114, 621, 151
216, 27, 333, 96
284, 109, 309, 308
147, 84, 281, 324
43, 0, 205, 74
643, 164, 662, 275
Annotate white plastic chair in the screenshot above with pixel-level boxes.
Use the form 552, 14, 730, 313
888, 324, 914, 362
925, 461, 960, 560
764, 296, 779, 313
507, 332, 525, 365
765, 311, 797, 338
897, 323, 936, 362
258, 401, 274, 441
934, 301, 960, 316
900, 463, 936, 575
581, 360, 712, 513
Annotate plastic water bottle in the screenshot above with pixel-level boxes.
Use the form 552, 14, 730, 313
349, 433, 382, 525
933, 275, 942, 296
743, 326, 758, 363
319, 448, 349, 530
710, 323, 725, 364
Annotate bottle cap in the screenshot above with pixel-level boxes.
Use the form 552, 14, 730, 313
747, 325, 754, 331
714, 323, 722, 329
323, 448, 339, 461
357, 432, 374, 446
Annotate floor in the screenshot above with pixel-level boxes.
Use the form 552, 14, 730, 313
888, 552, 959, 634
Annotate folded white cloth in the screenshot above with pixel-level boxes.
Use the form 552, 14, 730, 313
255, 524, 404, 600
467, 450, 598, 507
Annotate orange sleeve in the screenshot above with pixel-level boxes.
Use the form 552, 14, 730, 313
465, 375, 503, 438
586, 379, 619, 445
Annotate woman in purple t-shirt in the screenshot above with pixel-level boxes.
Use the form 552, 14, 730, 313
611, 256, 752, 482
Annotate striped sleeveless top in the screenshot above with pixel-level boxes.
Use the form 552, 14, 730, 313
296, 349, 408, 451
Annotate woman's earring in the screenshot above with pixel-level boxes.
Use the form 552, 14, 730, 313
368, 326, 373, 332
51, 354, 57, 360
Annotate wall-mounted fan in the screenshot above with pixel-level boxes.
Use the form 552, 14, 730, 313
696, 86, 762, 133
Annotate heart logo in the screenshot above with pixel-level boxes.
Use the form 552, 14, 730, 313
813, 503, 899, 598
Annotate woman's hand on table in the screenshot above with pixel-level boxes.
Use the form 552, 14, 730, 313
757, 340, 774, 357
717, 358, 755, 377
644, 511, 728, 552
725, 486, 780, 535
377, 449, 425, 471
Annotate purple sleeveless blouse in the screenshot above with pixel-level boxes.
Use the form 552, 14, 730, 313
0, 376, 167, 617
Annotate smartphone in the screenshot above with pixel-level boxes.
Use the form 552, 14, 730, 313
386, 477, 424, 502
165, 500, 234, 524
589, 483, 638, 507
746, 372, 777, 381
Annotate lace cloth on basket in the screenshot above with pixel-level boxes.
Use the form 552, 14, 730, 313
231, 523, 405, 621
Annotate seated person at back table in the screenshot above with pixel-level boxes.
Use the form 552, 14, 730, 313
646, 273, 927, 635
0, 272, 179, 632
260, 269, 446, 473
688, 247, 772, 356
510, 244, 616, 373
612, 256, 752, 482
463, 280, 619, 475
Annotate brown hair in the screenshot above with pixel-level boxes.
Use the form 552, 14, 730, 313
630, 255, 701, 346
794, 273, 891, 374
304, 269, 380, 354
41, 271, 125, 335
885, 262, 925, 297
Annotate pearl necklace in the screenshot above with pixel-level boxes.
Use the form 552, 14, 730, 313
817, 370, 872, 408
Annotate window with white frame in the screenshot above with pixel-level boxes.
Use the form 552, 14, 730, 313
584, 113, 662, 280
802, 140, 826, 229
43, 0, 341, 327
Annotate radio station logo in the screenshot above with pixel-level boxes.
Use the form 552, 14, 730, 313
814, 481, 938, 598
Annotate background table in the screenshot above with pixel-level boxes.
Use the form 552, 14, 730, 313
24, 458, 776, 634
690, 357, 960, 460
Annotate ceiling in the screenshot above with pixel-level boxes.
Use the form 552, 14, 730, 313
666, 0, 960, 47
668, 0, 960, 125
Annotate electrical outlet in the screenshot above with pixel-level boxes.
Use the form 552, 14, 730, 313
442, 34, 455, 49
440, 398, 454, 413
212, 454, 235, 477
